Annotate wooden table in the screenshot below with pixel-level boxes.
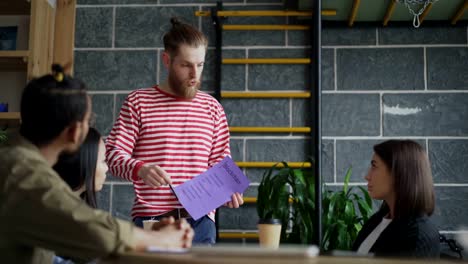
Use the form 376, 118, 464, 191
99, 251, 456, 264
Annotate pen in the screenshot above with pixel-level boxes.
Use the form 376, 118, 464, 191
169, 184, 182, 219
169, 184, 180, 201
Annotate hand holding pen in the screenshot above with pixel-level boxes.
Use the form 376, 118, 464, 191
138, 164, 172, 187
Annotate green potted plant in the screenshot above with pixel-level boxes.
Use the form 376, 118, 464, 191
256, 163, 292, 243
0, 129, 7, 145
256, 162, 373, 251
321, 168, 373, 250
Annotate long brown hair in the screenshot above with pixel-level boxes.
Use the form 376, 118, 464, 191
163, 17, 208, 57
374, 140, 435, 219
54, 127, 102, 208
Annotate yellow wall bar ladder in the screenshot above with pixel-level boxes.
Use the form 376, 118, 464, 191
222, 25, 309, 31
243, 197, 294, 204
230, 127, 310, 133
195, 10, 336, 17
236, 161, 312, 168
223, 58, 310, 64
221, 92, 310, 98
219, 232, 259, 239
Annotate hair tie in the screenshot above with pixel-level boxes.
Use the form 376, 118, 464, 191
54, 72, 64, 82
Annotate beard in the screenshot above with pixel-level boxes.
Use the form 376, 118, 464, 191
168, 71, 201, 99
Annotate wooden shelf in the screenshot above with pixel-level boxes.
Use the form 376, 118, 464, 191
0, 51, 29, 71
0, 0, 30, 15
0, 50, 29, 57
1, 0, 76, 119
0, 112, 21, 120
0, 112, 21, 127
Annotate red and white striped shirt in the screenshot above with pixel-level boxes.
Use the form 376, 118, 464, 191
105, 86, 230, 220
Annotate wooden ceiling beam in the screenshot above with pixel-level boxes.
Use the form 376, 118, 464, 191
0, 0, 30, 15
383, 0, 397, 26
451, 0, 468, 25
348, 0, 361, 27
418, 2, 433, 25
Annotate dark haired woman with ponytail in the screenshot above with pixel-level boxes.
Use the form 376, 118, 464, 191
52, 127, 107, 264
352, 140, 440, 258
54, 127, 107, 209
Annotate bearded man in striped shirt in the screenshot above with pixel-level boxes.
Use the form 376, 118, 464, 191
105, 17, 244, 245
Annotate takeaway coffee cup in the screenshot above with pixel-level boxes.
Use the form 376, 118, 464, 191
142, 219, 159, 230
257, 218, 282, 249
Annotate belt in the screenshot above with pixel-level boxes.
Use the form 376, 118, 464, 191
157, 208, 191, 220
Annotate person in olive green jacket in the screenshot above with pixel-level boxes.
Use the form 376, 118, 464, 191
0, 64, 194, 264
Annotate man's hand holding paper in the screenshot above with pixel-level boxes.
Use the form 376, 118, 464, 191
173, 156, 250, 220
224, 192, 244, 208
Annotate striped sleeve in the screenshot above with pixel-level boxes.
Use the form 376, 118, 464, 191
208, 100, 231, 168
105, 93, 144, 181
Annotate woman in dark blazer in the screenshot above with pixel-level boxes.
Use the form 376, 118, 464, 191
352, 140, 440, 258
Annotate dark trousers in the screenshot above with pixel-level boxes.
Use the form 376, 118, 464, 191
134, 215, 216, 245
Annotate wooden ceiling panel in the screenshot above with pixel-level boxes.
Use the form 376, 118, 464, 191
0, 0, 30, 15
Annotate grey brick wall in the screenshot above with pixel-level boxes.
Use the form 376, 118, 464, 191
323, 26, 468, 238
74, 0, 468, 240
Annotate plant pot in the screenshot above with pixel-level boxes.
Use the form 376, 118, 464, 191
257, 218, 282, 249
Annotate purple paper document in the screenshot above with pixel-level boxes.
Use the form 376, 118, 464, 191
173, 156, 250, 220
